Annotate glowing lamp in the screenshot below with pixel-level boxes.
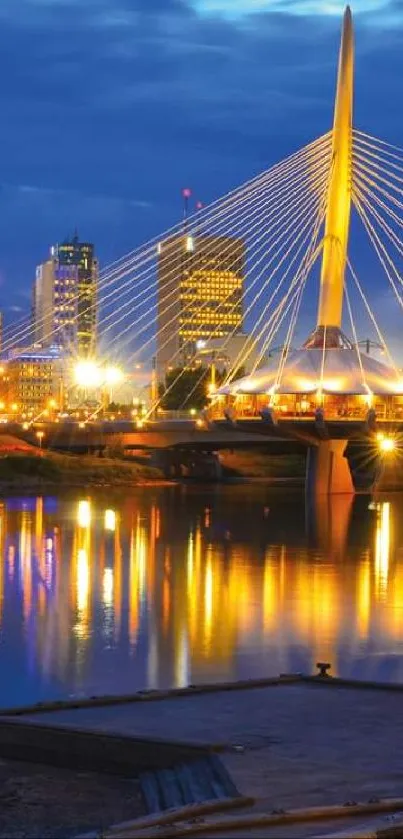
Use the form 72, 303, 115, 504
74, 360, 103, 388
182, 188, 192, 198
104, 365, 124, 385
379, 437, 395, 453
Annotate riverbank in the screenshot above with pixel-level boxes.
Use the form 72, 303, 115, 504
0, 451, 163, 488
0, 448, 306, 488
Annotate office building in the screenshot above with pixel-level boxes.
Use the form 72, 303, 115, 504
33, 235, 98, 357
156, 235, 244, 380
5, 346, 63, 412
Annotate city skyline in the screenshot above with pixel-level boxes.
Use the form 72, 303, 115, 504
0, 1, 401, 336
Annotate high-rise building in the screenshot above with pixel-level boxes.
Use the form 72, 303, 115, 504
33, 236, 98, 357
156, 235, 244, 380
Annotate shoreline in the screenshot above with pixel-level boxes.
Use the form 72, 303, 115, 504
0, 475, 305, 492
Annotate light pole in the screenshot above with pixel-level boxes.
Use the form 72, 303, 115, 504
356, 339, 385, 355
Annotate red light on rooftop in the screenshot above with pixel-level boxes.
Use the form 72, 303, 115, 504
182, 188, 192, 199
196, 201, 204, 210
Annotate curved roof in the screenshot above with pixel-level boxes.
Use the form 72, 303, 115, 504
217, 348, 403, 397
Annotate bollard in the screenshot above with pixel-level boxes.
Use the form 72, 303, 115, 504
316, 662, 331, 677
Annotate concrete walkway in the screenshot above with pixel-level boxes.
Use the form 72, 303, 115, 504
12, 681, 403, 815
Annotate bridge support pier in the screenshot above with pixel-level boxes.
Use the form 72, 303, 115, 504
154, 449, 223, 481
306, 439, 354, 496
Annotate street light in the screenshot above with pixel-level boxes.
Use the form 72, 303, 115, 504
36, 430, 45, 449
379, 436, 396, 453
74, 360, 103, 388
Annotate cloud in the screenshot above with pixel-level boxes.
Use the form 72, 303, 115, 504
0, 0, 400, 333
192, 0, 389, 18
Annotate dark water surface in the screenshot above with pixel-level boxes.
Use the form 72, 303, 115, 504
0, 484, 402, 708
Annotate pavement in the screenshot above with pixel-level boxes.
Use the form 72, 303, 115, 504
11, 680, 403, 817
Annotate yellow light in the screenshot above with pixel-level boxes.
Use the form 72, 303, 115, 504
104, 509, 116, 532
376, 431, 385, 442
78, 421, 86, 429
196, 418, 204, 428
36, 431, 44, 440
11, 403, 18, 412
104, 366, 124, 386
77, 548, 89, 613
136, 419, 144, 429
103, 567, 113, 606
189, 409, 196, 416
74, 360, 103, 388
0, 403, 4, 411
78, 500, 91, 528
321, 378, 344, 391
48, 399, 57, 409
379, 437, 395, 453
22, 422, 29, 431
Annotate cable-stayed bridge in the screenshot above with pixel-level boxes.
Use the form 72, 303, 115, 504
4, 6, 403, 495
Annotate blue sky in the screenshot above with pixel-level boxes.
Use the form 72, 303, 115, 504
0, 0, 402, 345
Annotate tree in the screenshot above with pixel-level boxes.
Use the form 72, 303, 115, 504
160, 366, 211, 411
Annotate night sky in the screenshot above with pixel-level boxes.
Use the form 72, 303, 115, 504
0, 0, 402, 346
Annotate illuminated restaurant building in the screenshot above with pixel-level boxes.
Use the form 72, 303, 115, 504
156, 235, 244, 380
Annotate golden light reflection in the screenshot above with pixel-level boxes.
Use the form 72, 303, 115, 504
20, 512, 32, 622
128, 525, 140, 648
103, 567, 113, 607
4, 491, 403, 697
0, 504, 4, 625
357, 553, 371, 639
375, 502, 391, 600
104, 509, 116, 532
77, 548, 89, 615
78, 500, 91, 528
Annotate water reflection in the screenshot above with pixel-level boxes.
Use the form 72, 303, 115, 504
2, 487, 403, 707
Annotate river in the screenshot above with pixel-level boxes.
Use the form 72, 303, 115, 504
0, 483, 401, 708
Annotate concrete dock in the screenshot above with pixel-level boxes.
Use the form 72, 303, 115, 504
4, 678, 403, 837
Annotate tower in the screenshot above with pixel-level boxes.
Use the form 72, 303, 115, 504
309, 5, 354, 348
33, 236, 98, 357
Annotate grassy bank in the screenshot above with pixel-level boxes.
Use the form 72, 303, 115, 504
0, 451, 163, 488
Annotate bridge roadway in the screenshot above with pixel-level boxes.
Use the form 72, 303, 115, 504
2, 418, 306, 454
3, 416, 402, 490
4, 416, 402, 453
